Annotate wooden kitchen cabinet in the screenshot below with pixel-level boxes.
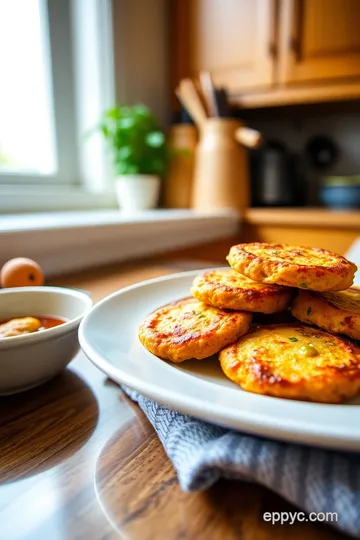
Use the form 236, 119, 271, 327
278, 0, 360, 84
171, 0, 360, 108
243, 208, 360, 255
171, 0, 277, 92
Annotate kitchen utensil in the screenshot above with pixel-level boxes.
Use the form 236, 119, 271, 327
235, 126, 262, 149
305, 135, 339, 170
176, 79, 261, 148
207, 84, 262, 148
192, 118, 249, 211
199, 71, 218, 117
214, 87, 230, 117
175, 78, 207, 128
251, 140, 303, 206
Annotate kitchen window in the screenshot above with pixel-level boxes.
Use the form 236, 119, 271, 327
0, 0, 239, 274
0, 0, 115, 212
0, 0, 57, 180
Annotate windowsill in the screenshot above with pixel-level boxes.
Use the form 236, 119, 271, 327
0, 209, 241, 276
0, 185, 116, 212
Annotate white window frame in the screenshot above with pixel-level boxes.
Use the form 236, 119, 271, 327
0, 0, 116, 211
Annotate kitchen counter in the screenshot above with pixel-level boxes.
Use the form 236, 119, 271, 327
245, 208, 360, 229
243, 208, 360, 254
0, 208, 240, 276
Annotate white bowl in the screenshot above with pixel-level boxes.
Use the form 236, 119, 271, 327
0, 286, 93, 394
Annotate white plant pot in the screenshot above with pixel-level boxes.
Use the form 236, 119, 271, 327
115, 175, 160, 211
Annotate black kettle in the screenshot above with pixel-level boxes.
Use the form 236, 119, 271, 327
250, 140, 304, 207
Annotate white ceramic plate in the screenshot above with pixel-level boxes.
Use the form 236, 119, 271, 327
79, 269, 360, 452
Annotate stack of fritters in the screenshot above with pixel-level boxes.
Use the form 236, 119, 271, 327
139, 242, 360, 403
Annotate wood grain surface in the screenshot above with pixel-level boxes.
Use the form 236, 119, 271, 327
242, 209, 359, 255
244, 208, 360, 229
0, 249, 348, 539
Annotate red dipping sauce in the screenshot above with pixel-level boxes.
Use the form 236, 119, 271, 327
36, 316, 67, 330
0, 315, 67, 331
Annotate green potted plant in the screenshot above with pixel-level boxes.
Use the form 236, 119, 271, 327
97, 104, 167, 210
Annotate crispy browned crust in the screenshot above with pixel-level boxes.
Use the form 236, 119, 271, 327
219, 323, 360, 403
191, 269, 293, 313
138, 297, 252, 363
227, 243, 357, 292
291, 289, 360, 341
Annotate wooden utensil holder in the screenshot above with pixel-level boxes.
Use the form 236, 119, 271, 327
191, 119, 250, 211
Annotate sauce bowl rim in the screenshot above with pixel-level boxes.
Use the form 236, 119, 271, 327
0, 286, 93, 349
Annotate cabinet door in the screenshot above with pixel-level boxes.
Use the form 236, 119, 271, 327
278, 0, 360, 84
171, 0, 277, 92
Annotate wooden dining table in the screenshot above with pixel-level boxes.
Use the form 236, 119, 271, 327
0, 241, 348, 540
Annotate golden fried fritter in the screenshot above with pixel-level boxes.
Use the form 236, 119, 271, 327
219, 324, 360, 403
191, 269, 293, 313
0, 317, 42, 338
139, 297, 252, 363
291, 287, 360, 341
227, 242, 356, 292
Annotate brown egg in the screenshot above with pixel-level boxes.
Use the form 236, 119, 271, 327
0, 258, 44, 288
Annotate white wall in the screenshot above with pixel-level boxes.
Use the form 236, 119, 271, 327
112, 0, 170, 128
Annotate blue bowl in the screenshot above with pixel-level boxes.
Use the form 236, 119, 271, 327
320, 184, 360, 210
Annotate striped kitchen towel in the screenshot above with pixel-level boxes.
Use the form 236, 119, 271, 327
123, 386, 360, 539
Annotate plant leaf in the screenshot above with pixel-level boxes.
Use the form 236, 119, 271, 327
146, 131, 165, 148
117, 146, 133, 160
93, 104, 168, 176
115, 162, 139, 175
115, 162, 128, 174
124, 164, 139, 174
104, 107, 121, 120
119, 117, 136, 129
101, 124, 110, 137
133, 104, 150, 117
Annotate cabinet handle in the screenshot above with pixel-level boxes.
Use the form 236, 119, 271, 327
289, 0, 302, 59
268, 42, 277, 58
268, 0, 278, 59
288, 36, 300, 58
